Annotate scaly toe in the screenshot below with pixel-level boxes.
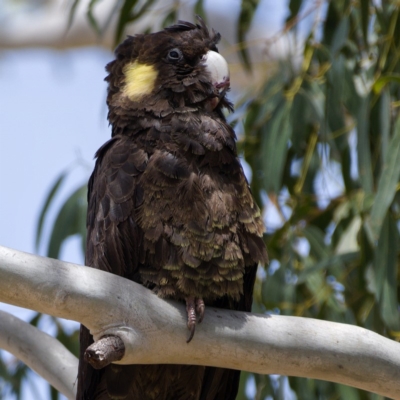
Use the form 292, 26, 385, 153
186, 297, 197, 343
196, 298, 205, 323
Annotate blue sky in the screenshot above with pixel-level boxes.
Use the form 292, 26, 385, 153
0, 48, 112, 259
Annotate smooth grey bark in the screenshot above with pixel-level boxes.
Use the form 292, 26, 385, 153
0, 310, 78, 399
0, 245, 399, 400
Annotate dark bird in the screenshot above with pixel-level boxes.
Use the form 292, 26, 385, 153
77, 17, 268, 400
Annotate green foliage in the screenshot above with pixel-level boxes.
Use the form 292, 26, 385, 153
235, 0, 400, 397
4, 1, 400, 399
237, 0, 259, 70
35, 169, 87, 259
35, 170, 67, 252
114, 0, 157, 46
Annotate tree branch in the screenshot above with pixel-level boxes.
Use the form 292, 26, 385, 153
85, 335, 125, 369
0, 310, 78, 399
0, 245, 399, 399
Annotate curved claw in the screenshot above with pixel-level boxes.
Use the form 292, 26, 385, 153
186, 323, 196, 343
185, 297, 206, 342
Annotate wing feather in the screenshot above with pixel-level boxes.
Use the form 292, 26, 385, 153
77, 136, 145, 399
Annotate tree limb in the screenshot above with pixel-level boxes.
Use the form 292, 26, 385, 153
85, 335, 125, 369
0, 310, 78, 399
0, 245, 399, 399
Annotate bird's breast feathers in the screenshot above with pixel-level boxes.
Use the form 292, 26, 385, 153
89, 17, 268, 301
120, 116, 267, 301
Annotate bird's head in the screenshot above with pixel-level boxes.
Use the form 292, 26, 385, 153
105, 17, 232, 129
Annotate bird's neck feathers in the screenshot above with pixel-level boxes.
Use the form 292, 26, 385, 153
105, 62, 233, 137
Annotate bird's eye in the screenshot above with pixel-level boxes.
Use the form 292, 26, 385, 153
167, 48, 182, 61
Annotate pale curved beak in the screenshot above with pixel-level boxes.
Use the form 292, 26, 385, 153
202, 50, 230, 94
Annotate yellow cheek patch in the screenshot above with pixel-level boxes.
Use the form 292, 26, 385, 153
122, 61, 158, 101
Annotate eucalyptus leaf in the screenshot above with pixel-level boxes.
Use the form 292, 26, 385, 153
326, 55, 346, 136
87, 0, 102, 35
367, 115, 400, 241
335, 216, 361, 254
338, 381, 361, 400
360, 0, 370, 49
322, 1, 341, 47
357, 96, 374, 195
35, 170, 68, 252
302, 225, 331, 259
47, 184, 87, 259
286, 0, 303, 24
114, 0, 157, 46
194, 0, 206, 20
67, 0, 80, 32
379, 88, 390, 163
236, 371, 250, 400
261, 101, 292, 194
115, 0, 136, 46
237, 0, 259, 70
373, 213, 400, 330
162, 9, 177, 28
330, 16, 349, 54
373, 74, 400, 94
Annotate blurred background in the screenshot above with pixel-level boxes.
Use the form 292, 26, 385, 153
1, 0, 399, 399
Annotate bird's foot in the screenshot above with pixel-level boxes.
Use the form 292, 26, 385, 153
185, 297, 205, 343
196, 298, 205, 323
